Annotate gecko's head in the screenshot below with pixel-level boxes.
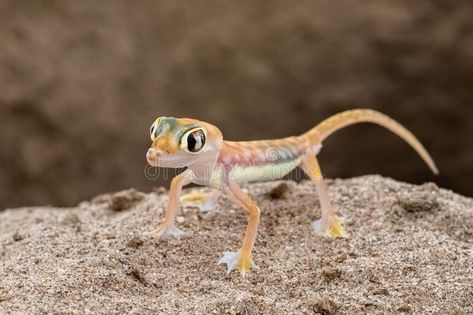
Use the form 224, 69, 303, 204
146, 117, 223, 168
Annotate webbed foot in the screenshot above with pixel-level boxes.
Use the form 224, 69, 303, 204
312, 215, 346, 238
180, 190, 220, 213
218, 250, 257, 275
146, 223, 185, 238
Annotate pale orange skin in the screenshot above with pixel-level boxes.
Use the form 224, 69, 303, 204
146, 109, 438, 274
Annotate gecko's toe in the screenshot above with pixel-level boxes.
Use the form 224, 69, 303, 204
192, 202, 216, 213
312, 219, 329, 236
218, 251, 240, 273
218, 250, 257, 275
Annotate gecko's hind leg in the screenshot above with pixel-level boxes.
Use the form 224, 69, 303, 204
180, 189, 220, 212
301, 155, 346, 238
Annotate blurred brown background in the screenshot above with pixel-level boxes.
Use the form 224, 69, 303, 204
0, 1, 472, 208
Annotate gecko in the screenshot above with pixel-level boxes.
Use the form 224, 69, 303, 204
146, 109, 438, 275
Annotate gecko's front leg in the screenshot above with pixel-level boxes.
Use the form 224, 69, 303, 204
151, 169, 192, 237
218, 182, 260, 275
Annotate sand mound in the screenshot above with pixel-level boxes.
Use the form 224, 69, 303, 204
0, 176, 472, 314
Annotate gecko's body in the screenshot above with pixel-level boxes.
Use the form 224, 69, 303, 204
210, 138, 310, 187
146, 109, 438, 274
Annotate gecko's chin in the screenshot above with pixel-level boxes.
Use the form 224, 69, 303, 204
147, 159, 159, 167
146, 157, 175, 168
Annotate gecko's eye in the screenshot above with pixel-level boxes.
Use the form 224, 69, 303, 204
150, 123, 162, 141
181, 128, 206, 153
150, 123, 157, 140
150, 117, 166, 141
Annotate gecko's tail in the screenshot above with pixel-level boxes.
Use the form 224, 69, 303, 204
301, 109, 439, 174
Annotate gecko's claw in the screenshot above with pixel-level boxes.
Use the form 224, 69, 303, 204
312, 215, 346, 238
218, 250, 257, 275
146, 223, 185, 238
180, 190, 220, 213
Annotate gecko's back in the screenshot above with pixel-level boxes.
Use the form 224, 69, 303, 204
210, 137, 320, 186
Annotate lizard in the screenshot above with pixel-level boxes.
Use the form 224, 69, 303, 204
145, 109, 438, 275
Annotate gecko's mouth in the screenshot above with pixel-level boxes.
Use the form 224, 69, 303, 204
146, 148, 194, 168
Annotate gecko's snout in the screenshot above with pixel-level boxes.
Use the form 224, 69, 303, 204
146, 148, 160, 167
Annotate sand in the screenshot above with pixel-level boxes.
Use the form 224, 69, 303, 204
0, 175, 472, 314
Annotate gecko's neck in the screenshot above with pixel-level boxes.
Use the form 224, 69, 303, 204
187, 149, 221, 185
